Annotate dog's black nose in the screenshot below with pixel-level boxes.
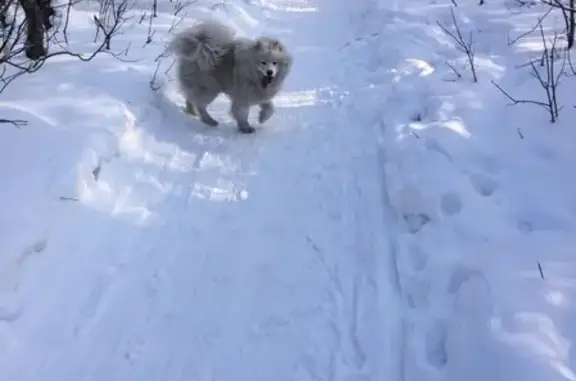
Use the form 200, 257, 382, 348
266, 70, 274, 76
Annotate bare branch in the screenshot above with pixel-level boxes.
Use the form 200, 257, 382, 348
437, 7, 478, 82
0, 118, 27, 128
492, 24, 566, 123
445, 60, 463, 80
541, 0, 576, 49
508, 6, 552, 45
491, 80, 550, 107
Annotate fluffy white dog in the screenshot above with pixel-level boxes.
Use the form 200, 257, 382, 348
168, 20, 294, 133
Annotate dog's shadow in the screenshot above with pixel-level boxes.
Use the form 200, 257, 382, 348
135, 78, 268, 198
149, 76, 274, 146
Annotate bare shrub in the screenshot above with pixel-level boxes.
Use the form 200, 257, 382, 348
437, 7, 478, 82
492, 25, 566, 123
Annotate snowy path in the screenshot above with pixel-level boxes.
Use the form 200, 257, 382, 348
0, 0, 400, 380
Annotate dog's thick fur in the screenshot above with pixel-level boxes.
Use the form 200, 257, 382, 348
168, 20, 293, 133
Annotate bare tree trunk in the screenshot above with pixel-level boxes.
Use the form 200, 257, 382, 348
19, 0, 46, 59
0, 0, 10, 29
568, 0, 575, 48
543, 0, 576, 49
37, 0, 54, 30
0, 0, 53, 60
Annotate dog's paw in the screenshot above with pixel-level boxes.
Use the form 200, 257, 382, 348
258, 110, 273, 124
200, 116, 219, 127
238, 124, 256, 134
258, 104, 275, 124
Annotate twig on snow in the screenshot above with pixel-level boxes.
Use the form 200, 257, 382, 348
0, 118, 27, 128
537, 261, 545, 279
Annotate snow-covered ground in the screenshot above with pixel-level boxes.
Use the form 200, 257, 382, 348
1, 0, 576, 379
343, 0, 576, 380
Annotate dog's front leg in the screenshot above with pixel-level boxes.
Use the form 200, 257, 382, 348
231, 102, 254, 133
258, 101, 275, 124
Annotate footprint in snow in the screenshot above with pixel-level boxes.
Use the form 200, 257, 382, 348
440, 192, 462, 216
468, 172, 499, 197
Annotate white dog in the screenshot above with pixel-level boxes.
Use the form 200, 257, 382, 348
168, 20, 293, 133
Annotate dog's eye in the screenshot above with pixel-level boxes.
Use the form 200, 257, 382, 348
272, 61, 277, 65
261, 61, 267, 65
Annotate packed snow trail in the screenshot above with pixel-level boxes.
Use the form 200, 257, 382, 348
0, 0, 401, 380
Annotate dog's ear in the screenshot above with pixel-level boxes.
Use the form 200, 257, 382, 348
270, 39, 283, 51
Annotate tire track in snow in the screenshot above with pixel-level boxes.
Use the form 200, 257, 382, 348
306, 230, 344, 381
332, 28, 407, 378
286, 72, 394, 381
301, 80, 401, 381
299, 90, 374, 381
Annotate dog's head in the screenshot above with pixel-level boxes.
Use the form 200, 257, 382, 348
253, 37, 291, 88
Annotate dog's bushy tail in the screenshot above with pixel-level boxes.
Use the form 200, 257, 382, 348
168, 20, 236, 72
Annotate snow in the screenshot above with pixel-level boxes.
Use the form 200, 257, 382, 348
346, 1, 576, 381
1, 0, 576, 379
